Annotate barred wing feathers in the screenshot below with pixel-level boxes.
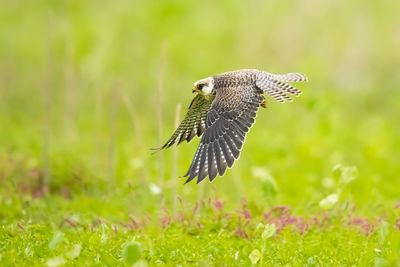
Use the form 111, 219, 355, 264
158, 94, 214, 150
184, 86, 263, 183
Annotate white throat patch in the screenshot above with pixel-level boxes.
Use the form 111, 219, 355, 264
202, 84, 213, 95
196, 77, 214, 96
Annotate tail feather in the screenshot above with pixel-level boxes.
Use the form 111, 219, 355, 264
256, 71, 307, 103
263, 82, 293, 103
273, 73, 308, 83
272, 80, 302, 96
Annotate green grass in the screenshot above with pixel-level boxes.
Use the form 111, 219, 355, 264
1, 0, 400, 266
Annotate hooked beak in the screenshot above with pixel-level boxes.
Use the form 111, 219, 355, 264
192, 86, 200, 93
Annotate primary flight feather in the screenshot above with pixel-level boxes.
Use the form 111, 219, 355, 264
157, 69, 307, 184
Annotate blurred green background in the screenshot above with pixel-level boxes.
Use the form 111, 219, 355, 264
1, 1, 400, 265
1, 0, 399, 217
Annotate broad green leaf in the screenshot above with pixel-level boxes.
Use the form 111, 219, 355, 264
46, 256, 65, 267
123, 242, 142, 265
249, 249, 262, 265
66, 244, 82, 259
48, 232, 64, 250
262, 224, 276, 240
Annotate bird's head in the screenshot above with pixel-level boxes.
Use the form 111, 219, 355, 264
192, 77, 214, 96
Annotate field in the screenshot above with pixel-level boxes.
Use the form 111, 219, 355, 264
1, 1, 399, 266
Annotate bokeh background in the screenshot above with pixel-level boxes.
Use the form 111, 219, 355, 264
1, 0, 399, 232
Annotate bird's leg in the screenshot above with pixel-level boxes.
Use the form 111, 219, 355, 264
261, 96, 267, 108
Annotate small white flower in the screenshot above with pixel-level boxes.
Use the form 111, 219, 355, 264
319, 193, 339, 209
46, 256, 66, 267
234, 251, 239, 260
149, 184, 162, 195
374, 248, 382, 253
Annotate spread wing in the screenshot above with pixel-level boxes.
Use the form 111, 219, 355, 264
157, 94, 214, 150
184, 85, 264, 183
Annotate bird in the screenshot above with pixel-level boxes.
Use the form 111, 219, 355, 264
156, 69, 307, 184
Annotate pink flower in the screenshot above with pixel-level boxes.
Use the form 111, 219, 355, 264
348, 217, 374, 235
213, 199, 224, 211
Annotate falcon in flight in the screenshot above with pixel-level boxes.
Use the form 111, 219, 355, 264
157, 69, 307, 184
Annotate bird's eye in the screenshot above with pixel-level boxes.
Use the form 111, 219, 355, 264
197, 84, 204, 90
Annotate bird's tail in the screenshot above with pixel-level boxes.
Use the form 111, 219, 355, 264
256, 72, 308, 103
273, 73, 308, 83
272, 73, 308, 83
